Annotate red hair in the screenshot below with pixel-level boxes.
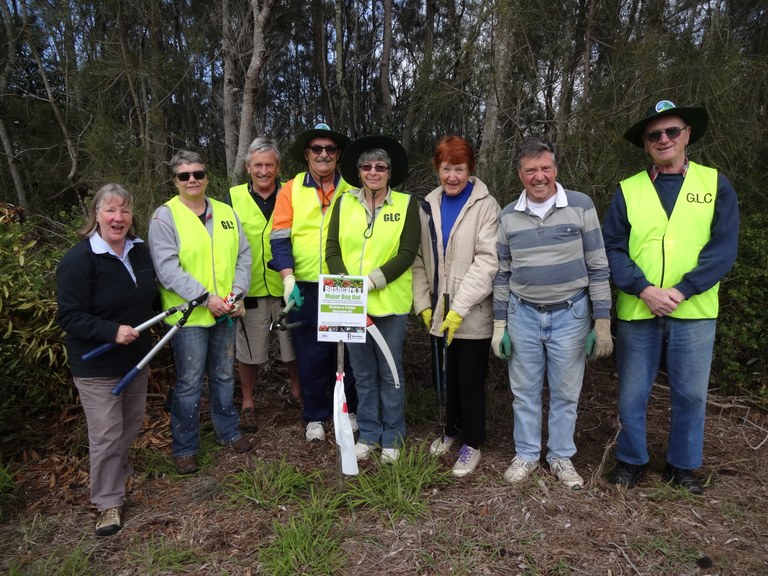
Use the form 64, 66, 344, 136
432, 136, 476, 173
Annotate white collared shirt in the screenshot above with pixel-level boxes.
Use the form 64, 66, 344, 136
89, 232, 144, 284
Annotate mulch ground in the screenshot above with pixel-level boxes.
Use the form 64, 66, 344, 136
2, 324, 768, 575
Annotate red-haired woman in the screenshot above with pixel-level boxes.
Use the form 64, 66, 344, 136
412, 136, 499, 477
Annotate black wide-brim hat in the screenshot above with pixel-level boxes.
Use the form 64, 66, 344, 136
624, 100, 708, 148
289, 123, 351, 163
339, 136, 409, 188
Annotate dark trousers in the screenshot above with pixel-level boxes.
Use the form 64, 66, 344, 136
441, 337, 490, 448
289, 281, 357, 422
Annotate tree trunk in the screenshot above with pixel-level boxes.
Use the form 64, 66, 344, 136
379, 0, 393, 130
333, 0, 349, 131
0, 0, 28, 210
231, 0, 277, 182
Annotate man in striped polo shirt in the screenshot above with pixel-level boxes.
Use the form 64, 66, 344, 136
492, 138, 613, 490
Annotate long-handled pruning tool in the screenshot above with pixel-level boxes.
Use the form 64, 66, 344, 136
109, 293, 209, 396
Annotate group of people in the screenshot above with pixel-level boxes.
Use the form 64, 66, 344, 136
56, 99, 738, 538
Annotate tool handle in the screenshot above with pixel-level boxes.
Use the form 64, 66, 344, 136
82, 342, 115, 361
111, 367, 140, 396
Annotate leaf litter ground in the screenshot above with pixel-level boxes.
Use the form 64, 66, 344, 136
2, 321, 767, 575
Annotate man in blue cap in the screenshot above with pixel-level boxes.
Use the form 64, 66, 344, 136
603, 100, 739, 494
270, 124, 357, 442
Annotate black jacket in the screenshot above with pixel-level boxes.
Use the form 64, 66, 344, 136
56, 238, 157, 377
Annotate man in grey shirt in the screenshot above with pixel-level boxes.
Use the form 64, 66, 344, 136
492, 138, 613, 490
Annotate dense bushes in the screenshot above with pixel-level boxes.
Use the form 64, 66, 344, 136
0, 218, 73, 454
712, 212, 768, 400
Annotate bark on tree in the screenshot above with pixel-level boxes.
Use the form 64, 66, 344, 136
0, 0, 28, 210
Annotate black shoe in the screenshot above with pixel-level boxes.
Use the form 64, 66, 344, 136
608, 460, 648, 488
664, 463, 704, 495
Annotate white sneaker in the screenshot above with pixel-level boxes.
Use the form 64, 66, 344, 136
549, 458, 584, 489
305, 421, 325, 442
430, 434, 458, 456
503, 456, 540, 484
355, 442, 373, 461
381, 448, 400, 463
348, 412, 359, 433
452, 445, 481, 477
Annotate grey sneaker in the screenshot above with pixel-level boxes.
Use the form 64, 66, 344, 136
381, 448, 400, 463
452, 445, 481, 477
95, 507, 122, 537
355, 442, 373, 461
550, 458, 584, 489
503, 456, 540, 484
348, 412, 359, 433
430, 434, 458, 456
305, 421, 325, 442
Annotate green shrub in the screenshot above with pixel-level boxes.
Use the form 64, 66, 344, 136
713, 212, 768, 401
0, 218, 72, 453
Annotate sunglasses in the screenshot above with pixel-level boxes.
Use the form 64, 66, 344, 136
645, 126, 687, 143
307, 145, 339, 155
175, 170, 207, 181
359, 163, 389, 173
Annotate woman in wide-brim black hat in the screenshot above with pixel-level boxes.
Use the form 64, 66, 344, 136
325, 135, 420, 463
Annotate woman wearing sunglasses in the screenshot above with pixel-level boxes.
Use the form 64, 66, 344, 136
325, 136, 420, 462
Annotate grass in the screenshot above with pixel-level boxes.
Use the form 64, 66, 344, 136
129, 536, 201, 575
343, 442, 452, 520
7, 542, 93, 576
223, 458, 317, 509
258, 487, 347, 576
0, 461, 18, 521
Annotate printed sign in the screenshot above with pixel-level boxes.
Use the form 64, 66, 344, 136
317, 275, 368, 342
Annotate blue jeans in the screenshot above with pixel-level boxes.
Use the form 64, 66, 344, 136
615, 318, 716, 470
289, 282, 357, 423
170, 322, 241, 457
347, 314, 406, 449
506, 294, 591, 462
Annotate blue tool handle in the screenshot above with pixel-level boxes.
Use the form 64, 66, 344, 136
81, 342, 115, 361
111, 367, 139, 396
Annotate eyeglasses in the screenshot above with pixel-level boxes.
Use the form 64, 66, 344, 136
359, 163, 389, 173
307, 145, 339, 155
175, 170, 207, 181
645, 126, 687, 142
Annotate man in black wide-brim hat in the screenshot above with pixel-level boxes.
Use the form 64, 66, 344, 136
269, 123, 358, 444
603, 99, 740, 494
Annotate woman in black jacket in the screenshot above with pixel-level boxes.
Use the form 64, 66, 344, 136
57, 184, 157, 536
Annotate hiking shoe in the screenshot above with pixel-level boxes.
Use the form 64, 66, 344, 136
609, 460, 648, 488
430, 434, 458, 456
227, 436, 254, 453
503, 456, 540, 484
550, 458, 584, 489
306, 421, 325, 442
95, 507, 122, 537
174, 455, 199, 475
452, 445, 481, 477
664, 463, 704, 495
355, 442, 373, 461
348, 412, 359, 433
240, 407, 258, 432
381, 448, 400, 463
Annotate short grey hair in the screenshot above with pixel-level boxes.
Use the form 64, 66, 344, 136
170, 150, 206, 174
515, 138, 558, 168
357, 148, 391, 168
247, 137, 281, 164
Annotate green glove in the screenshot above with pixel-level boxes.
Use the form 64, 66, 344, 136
283, 274, 303, 309
491, 319, 512, 360
439, 310, 463, 346
585, 328, 596, 359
